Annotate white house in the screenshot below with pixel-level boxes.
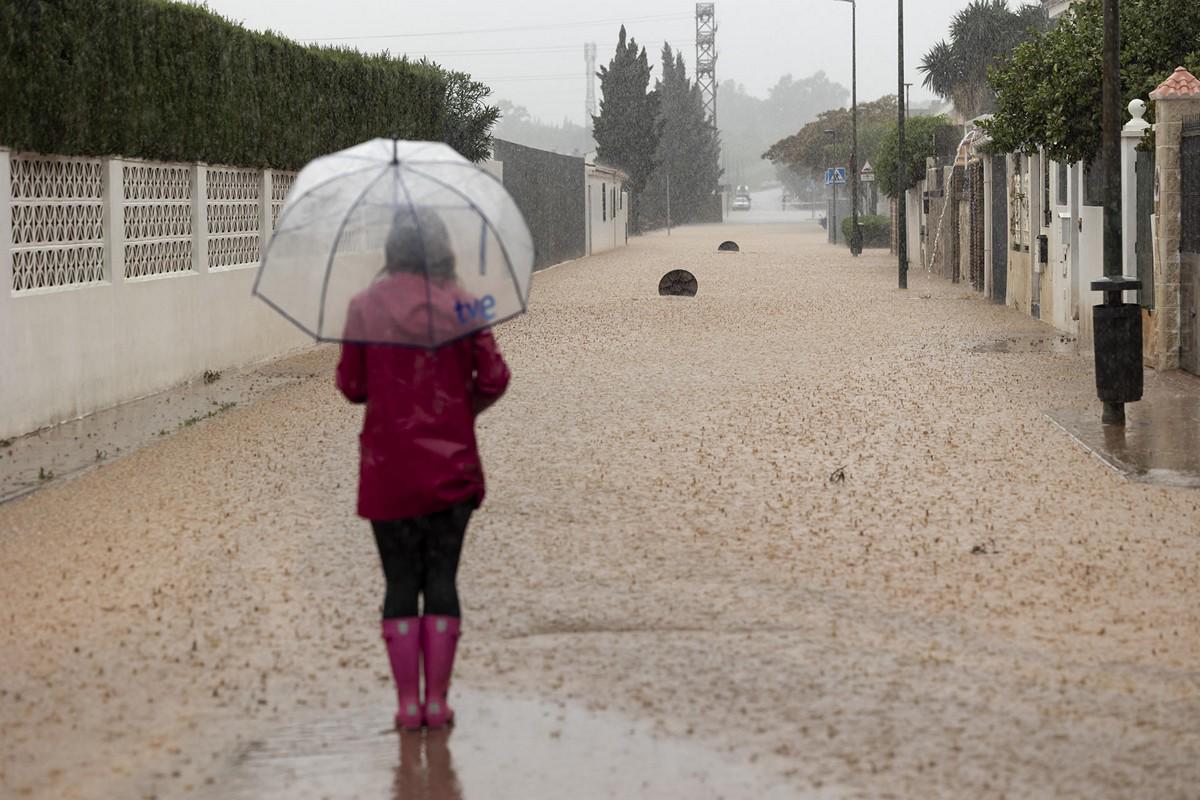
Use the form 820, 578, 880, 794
585, 161, 629, 256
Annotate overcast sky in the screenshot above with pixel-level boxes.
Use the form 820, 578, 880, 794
198, 0, 978, 125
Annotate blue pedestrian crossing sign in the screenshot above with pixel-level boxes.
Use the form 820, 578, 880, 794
824, 167, 847, 186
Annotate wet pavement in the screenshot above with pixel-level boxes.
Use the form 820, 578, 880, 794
0, 357, 314, 504
210, 690, 795, 800
3, 223, 1199, 799
1049, 370, 1200, 488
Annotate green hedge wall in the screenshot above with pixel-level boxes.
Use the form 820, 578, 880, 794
0, 0, 461, 168
841, 214, 891, 250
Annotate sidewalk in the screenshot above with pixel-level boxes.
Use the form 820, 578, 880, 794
2, 223, 1198, 799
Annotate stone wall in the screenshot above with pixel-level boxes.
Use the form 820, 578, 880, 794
1149, 69, 1200, 371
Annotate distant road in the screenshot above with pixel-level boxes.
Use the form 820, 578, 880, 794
727, 186, 822, 225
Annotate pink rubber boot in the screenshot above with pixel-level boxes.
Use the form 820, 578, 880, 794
382, 618, 423, 731
420, 615, 460, 728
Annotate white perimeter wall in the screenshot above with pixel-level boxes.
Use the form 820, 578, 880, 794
0, 150, 310, 440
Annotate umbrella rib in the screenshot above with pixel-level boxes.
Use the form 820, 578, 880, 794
401, 165, 528, 314
269, 163, 386, 239
316, 165, 392, 338
255, 162, 389, 299
478, 215, 488, 277
393, 168, 437, 350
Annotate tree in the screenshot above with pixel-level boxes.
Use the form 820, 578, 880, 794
871, 115, 959, 197
437, 70, 500, 163
762, 96, 899, 180
919, 1, 1048, 120
983, 0, 1200, 164
593, 26, 660, 230
639, 45, 723, 227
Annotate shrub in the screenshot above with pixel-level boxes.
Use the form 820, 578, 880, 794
841, 214, 890, 249
0, 0, 496, 166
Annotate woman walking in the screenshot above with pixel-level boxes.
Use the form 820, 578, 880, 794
336, 209, 510, 730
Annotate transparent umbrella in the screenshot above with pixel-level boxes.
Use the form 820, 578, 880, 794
253, 138, 533, 348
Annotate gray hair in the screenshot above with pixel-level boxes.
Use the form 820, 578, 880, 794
384, 208, 456, 282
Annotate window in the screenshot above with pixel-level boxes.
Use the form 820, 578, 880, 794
602, 182, 607, 221
1057, 161, 1068, 206
612, 187, 616, 217
1011, 156, 1030, 251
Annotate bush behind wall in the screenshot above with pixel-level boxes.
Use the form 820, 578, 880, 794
0, 0, 477, 168
841, 214, 891, 249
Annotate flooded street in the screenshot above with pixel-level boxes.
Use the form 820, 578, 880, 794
2, 222, 1198, 799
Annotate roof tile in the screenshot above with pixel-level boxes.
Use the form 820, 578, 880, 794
1150, 67, 1200, 101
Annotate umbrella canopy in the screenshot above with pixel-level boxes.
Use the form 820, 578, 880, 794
253, 139, 534, 348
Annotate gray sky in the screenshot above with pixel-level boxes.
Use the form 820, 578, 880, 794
199, 0, 974, 125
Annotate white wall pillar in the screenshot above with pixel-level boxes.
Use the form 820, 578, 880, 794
1122, 99, 1151, 302
983, 155, 993, 299
194, 165, 209, 273
0, 149, 12, 341
1069, 161, 1082, 317
258, 169, 271, 259
0, 149, 11, 295
105, 159, 126, 285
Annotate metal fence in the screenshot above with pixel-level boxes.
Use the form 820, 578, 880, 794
1182, 121, 1200, 255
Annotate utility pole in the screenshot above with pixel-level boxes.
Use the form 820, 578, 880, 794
825, 129, 838, 245
1090, 0, 1142, 424
584, 43, 598, 124
833, 0, 860, 255
850, 0, 860, 255
695, 4, 718, 128
897, 0, 908, 289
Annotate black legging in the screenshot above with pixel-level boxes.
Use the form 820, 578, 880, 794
371, 502, 471, 619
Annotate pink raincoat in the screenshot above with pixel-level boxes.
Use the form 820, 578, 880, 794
336, 272, 510, 520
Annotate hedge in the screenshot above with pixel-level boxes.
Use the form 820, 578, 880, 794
0, 0, 494, 168
841, 214, 891, 250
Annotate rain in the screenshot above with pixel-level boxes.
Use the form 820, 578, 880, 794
3, 1, 1200, 799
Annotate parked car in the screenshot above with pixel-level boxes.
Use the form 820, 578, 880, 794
732, 194, 751, 211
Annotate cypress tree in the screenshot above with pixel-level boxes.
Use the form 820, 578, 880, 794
592, 26, 660, 231
645, 45, 723, 226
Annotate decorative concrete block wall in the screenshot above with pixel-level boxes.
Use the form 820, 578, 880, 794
0, 149, 308, 440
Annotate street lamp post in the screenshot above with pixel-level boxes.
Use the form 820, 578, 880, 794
834, 0, 860, 255
897, 0, 908, 289
1090, 0, 1142, 425
825, 128, 838, 245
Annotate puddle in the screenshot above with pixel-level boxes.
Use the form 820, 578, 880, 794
206, 689, 795, 800
0, 351, 325, 503
1047, 376, 1200, 488
965, 335, 1078, 355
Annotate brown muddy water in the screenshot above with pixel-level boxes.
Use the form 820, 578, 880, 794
207, 690, 796, 800
0, 355, 316, 504
4, 224, 1199, 800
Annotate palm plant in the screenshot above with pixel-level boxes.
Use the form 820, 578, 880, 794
919, 0, 1048, 119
